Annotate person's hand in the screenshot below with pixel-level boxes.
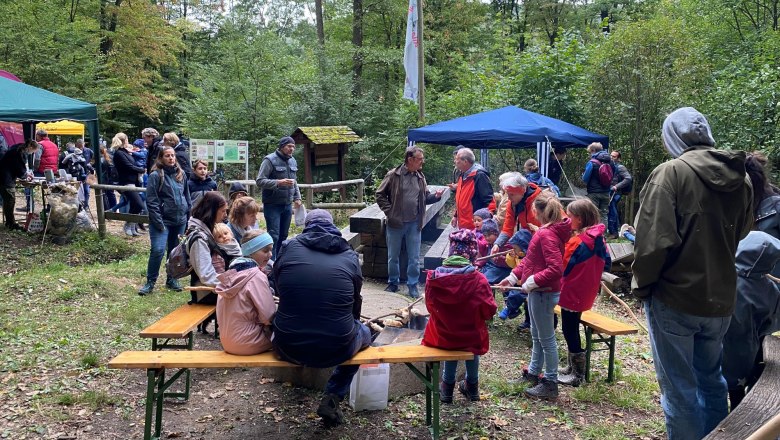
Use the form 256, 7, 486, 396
450, 217, 457, 227
491, 245, 499, 256
497, 278, 511, 292
447, 183, 457, 191
278, 178, 295, 187
528, 223, 539, 233
25, 171, 34, 182
434, 189, 445, 198
293, 199, 302, 209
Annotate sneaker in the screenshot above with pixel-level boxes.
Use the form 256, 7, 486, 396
498, 308, 510, 321
138, 281, 154, 296
316, 393, 344, 428
517, 321, 531, 332
384, 283, 399, 293
407, 284, 419, 298
134, 224, 147, 235
619, 224, 636, 237
165, 279, 183, 291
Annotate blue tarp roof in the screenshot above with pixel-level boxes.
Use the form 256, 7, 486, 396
407, 105, 608, 149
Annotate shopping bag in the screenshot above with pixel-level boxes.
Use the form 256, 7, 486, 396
293, 204, 307, 227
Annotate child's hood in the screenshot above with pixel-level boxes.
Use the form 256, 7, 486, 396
216, 266, 261, 299
427, 269, 484, 305
736, 231, 780, 278
579, 223, 606, 249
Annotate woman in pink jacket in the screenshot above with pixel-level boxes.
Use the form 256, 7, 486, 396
215, 230, 276, 355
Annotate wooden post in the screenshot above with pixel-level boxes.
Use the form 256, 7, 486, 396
305, 187, 314, 210
357, 180, 365, 204
95, 187, 106, 238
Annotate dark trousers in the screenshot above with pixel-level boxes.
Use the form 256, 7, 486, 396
0, 186, 16, 226
561, 309, 584, 353
121, 189, 144, 214
324, 322, 373, 399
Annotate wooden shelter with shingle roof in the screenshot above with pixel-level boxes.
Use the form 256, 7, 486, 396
290, 126, 362, 186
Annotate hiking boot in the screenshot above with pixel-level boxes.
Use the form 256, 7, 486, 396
316, 393, 344, 428
457, 380, 480, 402
558, 352, 573, 376
137, 223, 148, 232
138, 281, 154, 296
510, 368, 540, 387
558, 352, 586, 387
134, 223, 147, 235
525, 377, 558, 401
407, 284, 419, 299
384, 283, 399, 293
516, 321, 531, 332
165, 278, 183, 291
440, 380, 455, 404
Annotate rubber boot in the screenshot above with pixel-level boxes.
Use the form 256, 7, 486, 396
558, 352, 586, 387
457, 379, 480, 402
440, 380, 455, 404
558, 352, 573, 376
524, 377, 558, 401
316, 393, 344, 428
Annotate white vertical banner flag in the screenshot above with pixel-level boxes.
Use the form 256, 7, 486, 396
537, 141, 551, 178
403, 0, 420, 102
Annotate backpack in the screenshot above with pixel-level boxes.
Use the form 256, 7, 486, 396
166, 231, 201, 279
590, 158, 614, 188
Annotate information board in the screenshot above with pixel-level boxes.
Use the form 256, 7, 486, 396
189, 138, 250, 179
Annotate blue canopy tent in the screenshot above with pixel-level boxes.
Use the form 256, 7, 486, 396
407, 105, 608, 174
0, 76, 102, 180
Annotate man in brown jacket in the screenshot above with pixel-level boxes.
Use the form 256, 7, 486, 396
376, 146, 444, 297
632, 107, 753, 440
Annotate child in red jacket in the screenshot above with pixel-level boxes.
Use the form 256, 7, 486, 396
423, 229, 497, 403
557, 199, 611, 386
499, 195, 571, 401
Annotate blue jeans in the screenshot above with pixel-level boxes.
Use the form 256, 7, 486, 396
481, 261, 512, 285
504, 290, 528, 316
146, 222, 186, 284
324, 322, 372, 399
608, 193, 621, 235
528, 291, 560, 381
442, 356, 480, 384
385, 221, 421, 286
644, 297, 731, 440
264, 203, 292, 260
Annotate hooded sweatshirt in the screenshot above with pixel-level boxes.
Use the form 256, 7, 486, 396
215, 260, 276, 355
510, 218, 572, 293
271, 221, 363, 368
558, 223, 611, 312
422, 263, 496, 355
722, 231, 780, 389
631, 147, 753, 317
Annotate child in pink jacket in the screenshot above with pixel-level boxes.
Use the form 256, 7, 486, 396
215, 230, 276, 355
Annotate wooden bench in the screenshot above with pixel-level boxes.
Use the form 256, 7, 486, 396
138, 303, 216, 400
554, 305, 639, 382
704, 335, 780, 440
109, 345, 473, 440
423, 224, 455, 270
607, 242, 634, 265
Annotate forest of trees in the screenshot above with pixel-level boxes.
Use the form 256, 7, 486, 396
2, 0, 779, 216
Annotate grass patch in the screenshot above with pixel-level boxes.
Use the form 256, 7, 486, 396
80, 353, 100, 368
49, 390, 118, 410
571, 372, 658, 411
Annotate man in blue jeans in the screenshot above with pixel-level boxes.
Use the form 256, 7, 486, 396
255, 136, 302, 259
632, 107, 753, 440
375, 146, 444, 297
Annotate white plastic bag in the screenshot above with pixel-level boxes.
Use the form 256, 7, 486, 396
348, 363, 390, 411
293, 204, 307, 227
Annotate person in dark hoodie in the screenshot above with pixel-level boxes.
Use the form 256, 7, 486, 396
581, 142, 616, 227
722, 231, 780, 410
0, 140, 38, 230
272, 209, 370, 428
745, 152, 780, 277
188, 159, 217, 208
631, 107, 753, 440
138, 146, 191, 295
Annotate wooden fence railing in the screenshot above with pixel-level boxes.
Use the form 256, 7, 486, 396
93, 183, 149, 238
221, 179, 366, 210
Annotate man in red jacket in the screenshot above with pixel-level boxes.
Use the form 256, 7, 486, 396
21, 129, 58, 211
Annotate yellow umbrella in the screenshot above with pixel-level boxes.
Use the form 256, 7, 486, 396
36, 120, 85, 136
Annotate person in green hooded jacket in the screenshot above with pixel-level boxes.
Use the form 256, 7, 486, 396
631, 107, 753, 440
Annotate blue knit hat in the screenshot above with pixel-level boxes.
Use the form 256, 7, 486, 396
508, 229, 532, 253
481, 219, 499, 236
278, 136, 296, 149
473, 208, 493, 221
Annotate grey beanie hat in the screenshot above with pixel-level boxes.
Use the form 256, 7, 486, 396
662, 107, 715, 158
305, 208, 333, 226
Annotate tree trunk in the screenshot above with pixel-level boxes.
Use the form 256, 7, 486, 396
352, 0, 363, 97
315, 0, 325, 47
99, 0, 122, 55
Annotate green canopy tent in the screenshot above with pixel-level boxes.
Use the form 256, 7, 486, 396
0, 76, 102, 180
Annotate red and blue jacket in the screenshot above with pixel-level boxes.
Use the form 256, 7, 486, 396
558, 223, 611, 312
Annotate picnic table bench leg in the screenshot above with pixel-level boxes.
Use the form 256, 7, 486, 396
405, 361, 442, 440
584, 326, 593, 383
150, 333, 193, 401
607, 335, 616, 383
144, 369, 165, 440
